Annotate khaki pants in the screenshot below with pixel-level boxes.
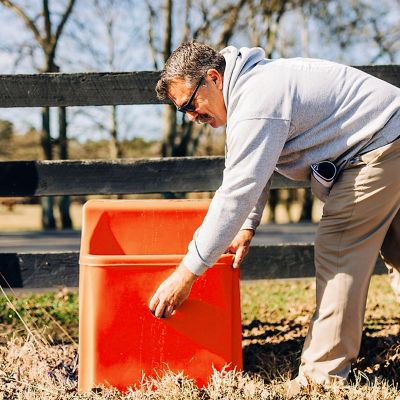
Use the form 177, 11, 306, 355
298, 137, 400, 384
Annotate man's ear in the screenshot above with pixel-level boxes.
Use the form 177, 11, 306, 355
206, 68, 223, 90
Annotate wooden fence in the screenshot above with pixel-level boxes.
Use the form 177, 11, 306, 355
0, 65, 398, 288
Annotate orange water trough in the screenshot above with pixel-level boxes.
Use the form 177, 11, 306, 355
78, 199, 242, 391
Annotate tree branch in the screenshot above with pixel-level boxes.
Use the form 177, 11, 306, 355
370, 16, 396, 63
0, 0, 44, 48
53, 0, 76, 48
43, 0, 51, 43
182, 0, 191, 42
145, 0, 159, 70
216, 0, 247, 48
193, 2, 211, 41
162, 0, 173, 63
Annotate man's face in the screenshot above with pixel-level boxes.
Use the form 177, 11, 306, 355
168, 69, 227, 128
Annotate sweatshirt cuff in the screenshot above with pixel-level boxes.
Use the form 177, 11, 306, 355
182, 252, 209, 276
240, 218, 259, 232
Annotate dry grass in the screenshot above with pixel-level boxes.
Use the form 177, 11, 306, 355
0, 276, 399, 399
1, 338, 399, 399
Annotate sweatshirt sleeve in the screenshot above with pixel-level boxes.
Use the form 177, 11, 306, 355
240, 179, 271, 231
182, 118, 289, 276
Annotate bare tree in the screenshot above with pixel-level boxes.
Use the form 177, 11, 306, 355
145, 0, 249, 161
0, 0, 76, 229
65, 0, 140, 159
93, 0, 125, 159
299, 0, 399, 64
160, 0, 178, 159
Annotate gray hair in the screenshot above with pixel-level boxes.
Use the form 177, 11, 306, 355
156, 42, 226, 101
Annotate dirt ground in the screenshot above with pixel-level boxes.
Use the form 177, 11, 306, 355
0, 203, 84, 231
241, 277, 400, 385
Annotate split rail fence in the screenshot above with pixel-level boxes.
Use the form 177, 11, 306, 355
0, 66, 399, 288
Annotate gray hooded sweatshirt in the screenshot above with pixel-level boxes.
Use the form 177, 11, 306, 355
182, 46, 400, 276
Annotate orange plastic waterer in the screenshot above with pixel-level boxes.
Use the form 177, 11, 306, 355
78, 199, 242, 392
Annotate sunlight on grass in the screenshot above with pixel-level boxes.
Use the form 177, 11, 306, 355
0, 275, 399, 398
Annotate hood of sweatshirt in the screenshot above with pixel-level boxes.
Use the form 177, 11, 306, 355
220, 46, 266, 109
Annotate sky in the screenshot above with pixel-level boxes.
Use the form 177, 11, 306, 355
0, 0, 164, 142
0, 0, 399, 144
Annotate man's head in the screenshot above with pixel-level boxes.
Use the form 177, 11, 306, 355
156, 42, 227, 128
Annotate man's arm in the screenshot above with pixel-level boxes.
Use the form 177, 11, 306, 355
182, 118, 289, 276
240, 179, 271, 231
149, 117, 289, 318
225, 180, 270, 269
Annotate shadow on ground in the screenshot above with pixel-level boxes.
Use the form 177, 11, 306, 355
242, 317, 400, 385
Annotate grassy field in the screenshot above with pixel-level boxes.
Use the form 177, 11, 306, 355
0, 276, 399, 399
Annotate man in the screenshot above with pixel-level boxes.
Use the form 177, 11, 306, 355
149, 42, 400, 392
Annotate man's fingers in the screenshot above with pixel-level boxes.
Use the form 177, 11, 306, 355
233, 246, 245, 268
150, 295, 174, 319
149, 266, 195, 318
225, 244, 236, 254
163, 304, 175, 318
156, 301, 176, 319
149, 291, 160, 312
154, 299, 167, 318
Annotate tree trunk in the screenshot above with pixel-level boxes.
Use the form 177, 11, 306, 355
299, 189, 313, 222
110, 105, 123, 159
41, 106, 56, 229
161, 105, 177, 157
58, 106, 73, 229
160, 0, 177, 159
268, 189, 279, 223
0, 0, 77, 229
162, 0, 172, 63
40, 55, 58, 230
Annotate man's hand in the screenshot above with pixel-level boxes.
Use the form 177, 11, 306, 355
225, 229, 254, 268
149, 262, 198, 318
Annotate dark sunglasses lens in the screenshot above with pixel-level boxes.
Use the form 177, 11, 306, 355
177, 76, 203, 113
181, 103, 196, 113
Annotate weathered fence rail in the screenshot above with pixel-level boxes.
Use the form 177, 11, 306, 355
0, 249, 388, 288
0, 66, 398, 287
0, 66, 399, 107
0, 158, 307, 197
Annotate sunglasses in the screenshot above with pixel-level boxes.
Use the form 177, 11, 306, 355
176, 76, 204, 114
